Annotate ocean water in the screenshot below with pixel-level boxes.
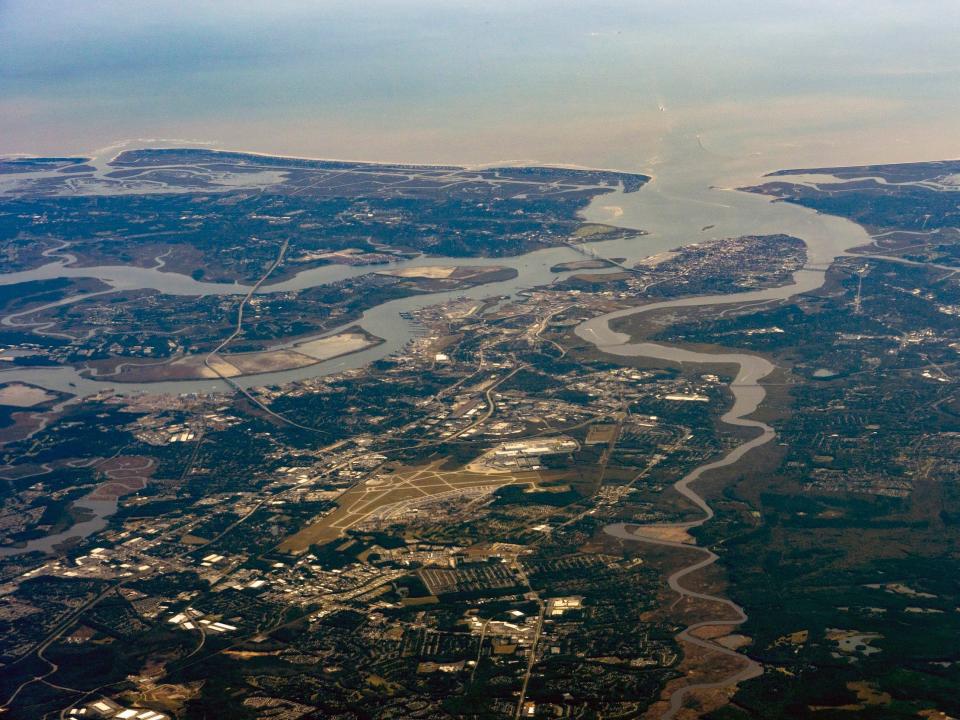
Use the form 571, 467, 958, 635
1, 0, 959, 171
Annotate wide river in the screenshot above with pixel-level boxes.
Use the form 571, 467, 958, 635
0, 93, 915, 718
0, 133, 871, 397
0, 138, 870, 581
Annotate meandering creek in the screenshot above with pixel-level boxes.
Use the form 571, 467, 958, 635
571, 150, 871, 714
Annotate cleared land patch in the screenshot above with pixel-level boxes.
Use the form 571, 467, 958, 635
279, 460, 541, 553
99, 330, 381, 382
293, 331, 377, 360
378, 266, 458, 279
0, 383, 55, 408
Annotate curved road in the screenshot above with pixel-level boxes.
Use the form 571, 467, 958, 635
575, 299, 783, 717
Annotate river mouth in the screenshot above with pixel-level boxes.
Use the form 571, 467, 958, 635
0, 132, 870, 398
0, 137, 887, 704
0, 135, 869, 568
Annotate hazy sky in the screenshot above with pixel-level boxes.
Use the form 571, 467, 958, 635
2, 0, 959, 169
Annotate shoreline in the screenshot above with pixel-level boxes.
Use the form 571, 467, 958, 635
21, 142, 660, 186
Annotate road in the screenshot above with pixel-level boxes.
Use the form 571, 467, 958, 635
202, 237, 330, 434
